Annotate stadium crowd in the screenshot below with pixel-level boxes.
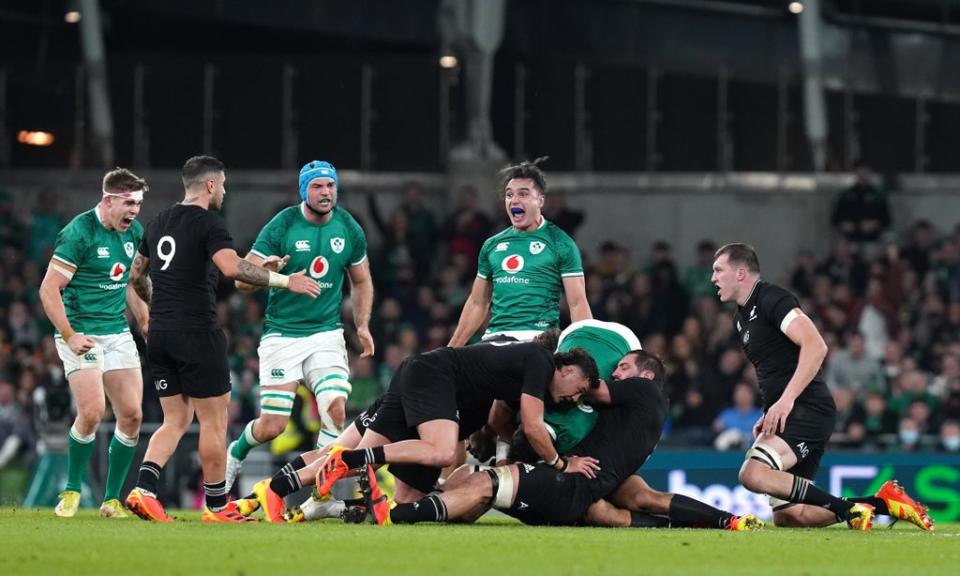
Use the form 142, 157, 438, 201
2, 180, 960, 482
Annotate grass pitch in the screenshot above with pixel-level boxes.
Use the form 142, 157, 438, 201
1, 508, 957, 576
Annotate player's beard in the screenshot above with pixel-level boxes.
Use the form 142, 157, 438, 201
305, 199, 334, 217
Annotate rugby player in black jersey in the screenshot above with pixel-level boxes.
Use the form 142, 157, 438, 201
712, 243, 932, 531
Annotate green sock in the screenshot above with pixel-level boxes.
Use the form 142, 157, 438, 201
231, 421, 262, 461
65, 425, 96, 493
103, 430, 138, 501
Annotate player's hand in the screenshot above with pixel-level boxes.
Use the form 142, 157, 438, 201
286, 270, 321, 298
761, 397, 794, 436
357, 326, 375, 358
67, 333, 97, 355
261, 255, 289, 272
752, 415, 764, 439
564, 455, 600, 479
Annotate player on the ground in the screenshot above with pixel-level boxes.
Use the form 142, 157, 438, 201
371, 351, 668, 527
123, 155, 320, 523
244, 341, 600, 522
448, 158, 591, 346
39, 168, 150, 518
712, 242, 932, 531
224, 160, 374, 492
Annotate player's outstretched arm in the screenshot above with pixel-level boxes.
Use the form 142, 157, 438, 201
562, 275, 593, 323
212, 248, 321, 297
39, 260, 96, 354
447, 277, 492, 347
348, 259, 375, 357
235, 253, 289, 292
761, 312, 828, 436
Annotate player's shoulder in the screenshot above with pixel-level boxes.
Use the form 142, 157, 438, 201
333, 207, 366, 234
62, 208, 97, 234
542, 220, 576, 244
757, 281, 796, 303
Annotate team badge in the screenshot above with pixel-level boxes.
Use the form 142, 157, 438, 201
124, 242, 135, 258
109, 262, 126, 282
501, 254, 524, 273
742, 330, 750, 345
309, 256, 330, 279
330, 237, 345, 254
529, 241, 545, 255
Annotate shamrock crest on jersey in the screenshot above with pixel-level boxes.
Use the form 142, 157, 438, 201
250, 205, 367, 337
477, 219, 583, 335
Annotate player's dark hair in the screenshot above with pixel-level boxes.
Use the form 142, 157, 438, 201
103, 167, 148, 194
500, 156, 548, 195
181, 155, 225, 189
554, 347, 600, 389
715, 242, 760, 274
624, 349, 666, 389
533, 329, 561, 351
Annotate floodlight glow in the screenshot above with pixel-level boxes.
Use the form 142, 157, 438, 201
64, 11, 81, 23
439, 55, 459, 69
788, 2, 804, 14
17, 131, 55, 146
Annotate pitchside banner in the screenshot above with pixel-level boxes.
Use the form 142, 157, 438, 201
641, 451, 960, 522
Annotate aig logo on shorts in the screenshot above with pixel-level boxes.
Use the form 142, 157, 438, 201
309, 256, 330, 279
154, 379, 167, 391
501, 254, 524, 273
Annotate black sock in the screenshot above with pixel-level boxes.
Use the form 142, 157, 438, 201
343, 497, 365, 507
204, 480, 228, 512
136, 461, 162, 495
630, 512, 671, 528
269, 463, 304, 498
787, 476, 855, 520
289, 455, 306, 471
848, 496, 890, 516
342, 447, 385, 469
389, 494, 448, 524
668, 494, 732, 529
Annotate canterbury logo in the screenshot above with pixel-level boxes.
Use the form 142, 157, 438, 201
96, 247, 109, 258
271, 368, 285, 379
295, 240, 311, 252
83, 353, 97, 361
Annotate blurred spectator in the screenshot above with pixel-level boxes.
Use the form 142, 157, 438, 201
789, 249, 817, 299
0, 189, 25, 250
826, 332, 884, 394
939, 420, 960, 452
896, 417, 921, 452
542, 190, 584, 238
712, 382, 762, 448
346, 355, 380, 413
817, 238, 869, 296
442, 186, 492, 264
831, 162, 891, 245
901, 219, 937, 278
0, 378, 33, 468
683, 240, 718, 299
28, 187, 65, 265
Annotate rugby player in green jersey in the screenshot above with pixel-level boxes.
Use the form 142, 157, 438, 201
225, 160, 374, 494
39, 168, 150, 518
448, 158, 591, 346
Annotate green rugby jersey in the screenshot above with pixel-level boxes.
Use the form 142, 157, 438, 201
477, 219, 583, 335
250, 205, 366, 337
546, 321, 639, 453
51, 207, 143, 335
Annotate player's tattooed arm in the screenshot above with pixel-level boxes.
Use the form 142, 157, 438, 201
130, 253, 152, 305
235, 258, 271, 286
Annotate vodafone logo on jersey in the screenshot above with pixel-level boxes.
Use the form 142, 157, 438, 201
501, 254, 525, 274
109, 262, 126, 282
309, 256, 330, 279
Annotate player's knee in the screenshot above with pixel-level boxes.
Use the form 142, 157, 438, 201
738, 464, 763, 492
630, 488, 656, 511
326, 399, 346, 428
116, 405, 142, 431
77, 402, 106, 427
257, 416, 288, 440
772, 507, 803, 527
428, 444, 458, 468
